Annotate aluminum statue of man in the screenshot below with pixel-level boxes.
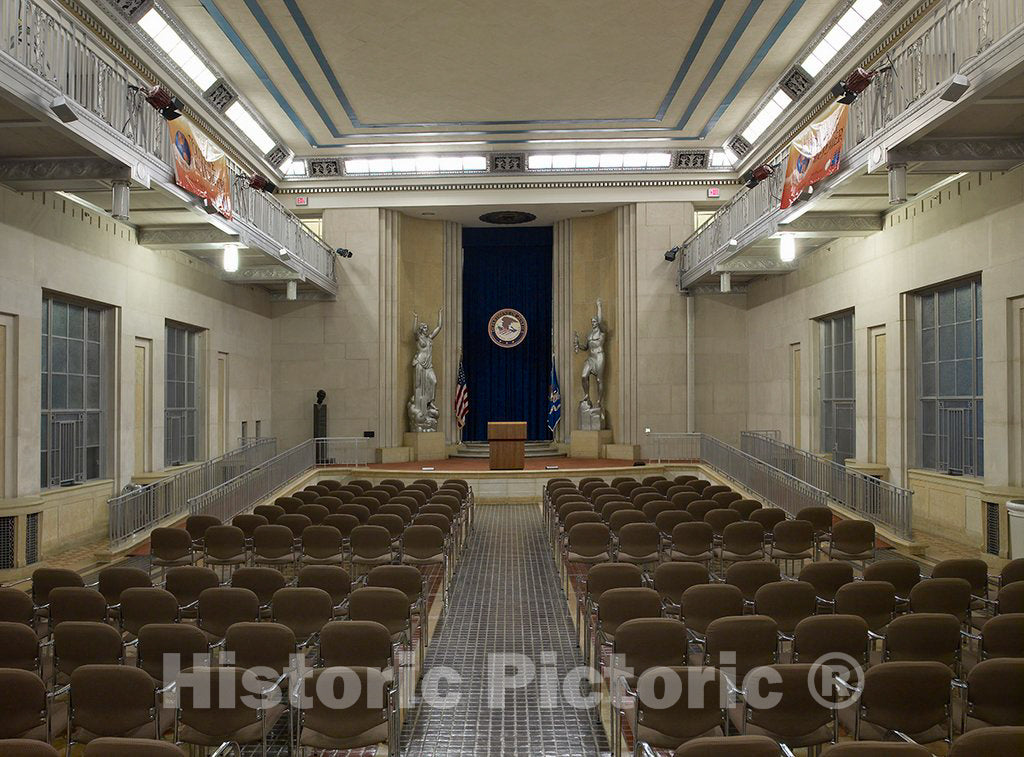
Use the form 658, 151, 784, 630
409, 308, 443, 432
574, 298, 606, 429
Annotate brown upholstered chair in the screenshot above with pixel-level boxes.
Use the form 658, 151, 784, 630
679, 584, 743, 644
0, 669, 61, 743
149, 529, 194, 574
201, 525, 247, 576
65, 665, 161, 751
0, 587, 36, 627
754, 580, 817, 637
297, 565, 352, 615
319, 620, 393, 670
135, 623, 210, 685
175, 666, 285, 753
673, 736, 780, 757
669, 522, 714, 566
300, 525, 346, 566
631, 666, 728, 753
196, 587, 259, 643
654, 562, 709, 616
294, 666, 398, 754
53, 621, 124, 684
231, 513, 268, 538
725, 561, 781, 604
251, 525, 296, 569
118, 587, 179, 637
962, 658, 1024, 731
909, 577, 973, 624
863, 559, 921, 603
949, 727, 1024, 756
253, 504, 285, 523
48, 587, 107, 628
769, 519, 815, 573
271, 587, 333, 645
828, 519, 876, 564
835, 580, 896, 634
883, 613, 961, 670
732, 664, 835, 750
163, 566, 219, 615
0, 622, 42, 672
230, 566, 287, 609
704, 614, 779, 680
799, 560, 855, 607
837, 661, 954, 743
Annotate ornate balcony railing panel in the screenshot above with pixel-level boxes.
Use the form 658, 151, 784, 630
0, 0, 335, 287
680, 0, 1024, 288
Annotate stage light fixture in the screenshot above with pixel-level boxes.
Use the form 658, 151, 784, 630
49, 95, 77, 123
144, 85, 183, 120
831, 66, 887, 104
222, 242, 239, 273
779, 232, 796, 262
335, 248, 354, 258
247, 173, 277, 193
664, 246, 680, 262
279, 247, 291, 261
743, 164, 775, 189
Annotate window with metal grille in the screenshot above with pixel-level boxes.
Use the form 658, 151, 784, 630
819, 311, 856, 463
41, 297, 105, 487
165, 324, 200, 467
986, 502, 1000, 556
0, 516, 14, 570
25, 512, 39, 565
919, 279, 983, 476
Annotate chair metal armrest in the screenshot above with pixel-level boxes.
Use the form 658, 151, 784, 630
961, 629, 982, 643
833, 674, 861, 695
157, 681, 178, 695
49, 683, 71, 700
867, 630, 885, 642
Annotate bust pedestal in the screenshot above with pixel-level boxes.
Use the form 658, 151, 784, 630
403, 431, 447, 462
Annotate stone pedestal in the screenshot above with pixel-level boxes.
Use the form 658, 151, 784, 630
604, 443, 641, 462
376, 447, 412, 464
403, 431, 447, 462
570, 430, 614, 459
578, 402, 605, 431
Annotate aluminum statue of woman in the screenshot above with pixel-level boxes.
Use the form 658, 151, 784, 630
409, 308, 443, 432
574, 298, 606, 429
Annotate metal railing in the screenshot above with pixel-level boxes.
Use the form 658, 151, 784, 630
645, 432, 828, 518
108, 437, 277, 549
0, 0, 335, 283
681, 0, 1024, 283
186, 437, 373, 525
741, 431, 913, 538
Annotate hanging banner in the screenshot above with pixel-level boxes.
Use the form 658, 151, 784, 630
780, 102, 848, 209
168, 117, 232, 219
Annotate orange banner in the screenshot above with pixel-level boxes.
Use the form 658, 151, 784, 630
168, 117, 232, 219
780, 103, 848, 209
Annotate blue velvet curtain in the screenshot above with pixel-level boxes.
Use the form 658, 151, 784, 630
462, 227, 553, 441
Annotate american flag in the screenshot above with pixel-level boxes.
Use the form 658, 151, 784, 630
454, 355, 469, 429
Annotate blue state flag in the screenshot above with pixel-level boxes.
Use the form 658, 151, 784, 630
547, 355, 562, 434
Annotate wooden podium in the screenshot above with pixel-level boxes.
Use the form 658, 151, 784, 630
488, 421, 526, 470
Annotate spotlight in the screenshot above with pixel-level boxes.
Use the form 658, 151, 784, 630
729, 238, 738, 246
831, 67, 886, 104
222, 242, 239, 273
664, 246, 680, 262
143, 85, 183, 120
49, 95, 77, 123
248, 173, 277, 193
278, 247, 291, 260
779, 232, 796, 263
743, 164, 775, 189
335, 248, 353, 258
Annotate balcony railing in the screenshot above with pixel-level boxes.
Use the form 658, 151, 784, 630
681, 0, 1024, 286
645, 432, 829, 518
107, 437, 277, 549
0, 0, 335, 285
741, 431, 913, 539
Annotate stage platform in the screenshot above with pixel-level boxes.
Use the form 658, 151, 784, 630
366, 455, 632, 472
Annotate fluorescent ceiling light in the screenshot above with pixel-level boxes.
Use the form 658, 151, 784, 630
462, 156, 487, 171
368, 158, 392, 173
415, 156, 440, 173
283, 159, 306, 176
552, 154, 576, 169
222, 243, 239, 273
527, 155, 552, 170
527, 137, 672, 144
599, 154, 624, 168
391, 157, 417, 173
137, 9, 216, 91
645, 152, 672, 168
346, 141, 486, 149
344, 159, 369, 174
437, 156, 463, 171
779, 233, 796, 262
710, 149, 734, 168
225, 102, 275, 153
801, 0, 882, 77
575, 154, 600, 168
741, 89, 793, 143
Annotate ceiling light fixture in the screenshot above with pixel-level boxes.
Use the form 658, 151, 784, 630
779, 233, 796, 262
222, 242, 239, 273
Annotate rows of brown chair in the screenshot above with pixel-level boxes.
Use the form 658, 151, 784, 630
543, 474, 1024, 757
0, 476, 473, 756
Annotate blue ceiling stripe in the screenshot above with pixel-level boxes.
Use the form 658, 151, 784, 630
698, 0, 808, 137
674, 0, 764, 130
655, 0, 725, 121
197, 0, 317, 145
240, 0, 342, 136
280, 0, 362, 128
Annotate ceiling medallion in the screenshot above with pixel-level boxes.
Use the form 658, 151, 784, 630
478, 210, 537, 225
488, 308, 528, 348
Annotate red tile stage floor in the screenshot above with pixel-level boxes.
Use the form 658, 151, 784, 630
364, 456, 642, 472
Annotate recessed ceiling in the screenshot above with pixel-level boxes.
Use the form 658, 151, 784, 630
164, 0, 841, 153
396, 203, 620, 226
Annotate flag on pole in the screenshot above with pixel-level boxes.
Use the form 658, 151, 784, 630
454, 355, 469, 429
547, 355, 562, 434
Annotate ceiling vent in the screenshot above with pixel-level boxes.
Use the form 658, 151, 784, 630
479, 211, 537, 225
674, 150, 710, 170
490, 153, 525, 173
109, 0, 154, 23
265, 145, 293, 168
727, 135, 753, 159
203, 79, 237, 113
309, 158, 343, 177
780, 66, 814, 100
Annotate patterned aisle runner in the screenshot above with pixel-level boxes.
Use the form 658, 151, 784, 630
402, 505, 611, 756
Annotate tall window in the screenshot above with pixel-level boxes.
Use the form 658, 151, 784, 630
820, 311, 855, 463
919, 279, 983, 476
41, 297, 105, 487
165, 323, 200, 467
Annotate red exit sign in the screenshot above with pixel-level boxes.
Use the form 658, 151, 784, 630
707, 187, 721, 198
294, 196, 308, 206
